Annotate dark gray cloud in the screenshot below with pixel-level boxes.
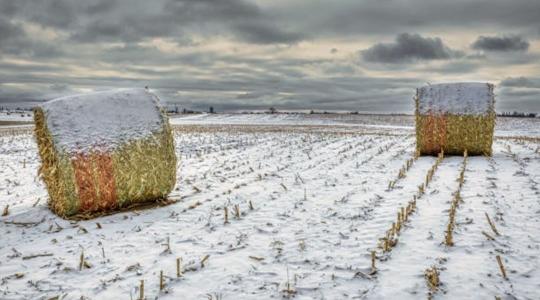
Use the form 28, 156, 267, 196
0, 17, 23, 41
0, 1, 76, 28
0, 17, 62, 58
0, 17, 24, 54
498, 76, 540, 111
3, 0, 305, 45
361, 33, 462, 63
471, 35, 530, 52
0, 0, 539, 112
416, 61, 481, 74
233, 22, 305, 44
500, 77, 540, 88
3, 0, 540, 44
272, 0, 540, 38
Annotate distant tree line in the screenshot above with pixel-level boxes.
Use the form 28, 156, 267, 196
0, 106, 33, 112
310, 110, 361, 115
236, 108, 410, 116
497, 111, 537, 118
165, 106, 216, 114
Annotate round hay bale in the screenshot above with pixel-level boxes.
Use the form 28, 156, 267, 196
415, 82, 495, 156
34, 89, 177, 218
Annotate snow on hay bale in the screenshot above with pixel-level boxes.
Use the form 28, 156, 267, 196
415, 82, 495, 156
34, 89, 177, 218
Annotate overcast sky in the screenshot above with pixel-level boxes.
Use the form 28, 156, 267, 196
1, 0, 540, 113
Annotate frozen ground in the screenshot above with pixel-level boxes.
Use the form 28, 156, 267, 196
0, 116, 539, 299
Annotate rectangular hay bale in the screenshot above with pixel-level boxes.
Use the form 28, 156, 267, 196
34, 89, 177, 218
415, 82, 495, 156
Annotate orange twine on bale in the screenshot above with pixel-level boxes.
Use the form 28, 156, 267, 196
422, 114, 447, 156
72, 152, 118, 214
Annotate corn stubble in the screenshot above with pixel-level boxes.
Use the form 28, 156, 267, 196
444, 150, 468, 246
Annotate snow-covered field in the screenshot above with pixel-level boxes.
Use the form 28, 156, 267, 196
170, 113, 540, 137
1, 116, 539, 299
169, 113, 414, 127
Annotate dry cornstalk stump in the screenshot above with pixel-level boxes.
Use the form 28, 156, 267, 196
496, 255, 508, 280
223, 206, 229, 224
370, 251, 377, 274
201, 254, 210, 268
2, 205, 9, 216
79, 250, 91, 271
159, 270, 165, 291
485, 212, 500, 236
425, 266, 440, 292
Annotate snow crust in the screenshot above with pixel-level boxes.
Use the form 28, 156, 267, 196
418, 82, 494, 115
40, 89, 165, 154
